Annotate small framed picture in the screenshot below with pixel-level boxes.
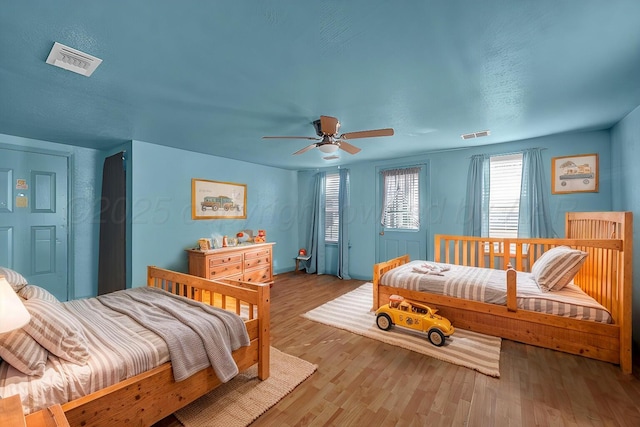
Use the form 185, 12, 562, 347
551, 153, 598, 194
198, 238, 211, 251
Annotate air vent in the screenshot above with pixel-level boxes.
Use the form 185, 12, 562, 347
461, 130, 491, 140
45, 42, 102, 77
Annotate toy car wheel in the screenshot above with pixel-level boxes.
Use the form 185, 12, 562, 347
376, 313, 393, 331
213, 205, 219, 211
427, 329, 445, 347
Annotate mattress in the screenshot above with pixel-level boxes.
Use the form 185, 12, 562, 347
380, 261, 612, 323
0, 288, 247, 414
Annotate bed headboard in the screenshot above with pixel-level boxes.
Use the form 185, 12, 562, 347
565, 211, 632, 325
566, 211, 632, 241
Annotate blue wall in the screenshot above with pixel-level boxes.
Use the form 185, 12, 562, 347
0, 135, 301, 296
301, 129, 613, 280
611, 105, 640, 347
0, 133, 102, 299
0, 127, 620, 300
129, 141, 299, 287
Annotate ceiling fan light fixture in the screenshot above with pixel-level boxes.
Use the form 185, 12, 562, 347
264, 115, 394, 156
318, 144, 339, 153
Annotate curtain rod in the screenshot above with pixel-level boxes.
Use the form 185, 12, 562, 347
467, 147, 547, 159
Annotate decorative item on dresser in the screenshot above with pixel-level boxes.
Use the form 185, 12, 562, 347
186, 242, 275, 285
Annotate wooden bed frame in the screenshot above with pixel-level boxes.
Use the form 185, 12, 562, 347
59, 266, 271, 427
373, 212, 633, 374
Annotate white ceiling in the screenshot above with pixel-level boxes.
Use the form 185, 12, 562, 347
1, 1, 639, 170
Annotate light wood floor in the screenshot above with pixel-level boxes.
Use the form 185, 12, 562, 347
155, 272, 640, 427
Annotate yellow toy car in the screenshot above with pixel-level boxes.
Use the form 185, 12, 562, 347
375, 295, 455, 346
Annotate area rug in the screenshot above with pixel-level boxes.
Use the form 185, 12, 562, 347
175, 347, 317, 427
301, 283, 502, 377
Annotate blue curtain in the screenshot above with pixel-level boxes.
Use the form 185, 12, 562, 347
305, 172, 326, 274
519, 148, 556, 238
337, 168, 350, 279
463, 154, 489, 236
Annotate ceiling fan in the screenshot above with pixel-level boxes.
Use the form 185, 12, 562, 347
263, 115, 394, 156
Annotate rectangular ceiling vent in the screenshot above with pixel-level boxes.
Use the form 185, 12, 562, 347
45, 42, 102, 77
461, 130, 491, 140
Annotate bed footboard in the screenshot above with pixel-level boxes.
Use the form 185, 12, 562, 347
372, 254, 410, 309
146, 266, 270, 380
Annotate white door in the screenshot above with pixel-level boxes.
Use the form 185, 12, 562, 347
376, 165, 428, 263
0, 148, 69, 300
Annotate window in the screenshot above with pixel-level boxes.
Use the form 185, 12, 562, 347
325, 173, 340, 243
488, 153, 523, 238
380, 167, 420, 230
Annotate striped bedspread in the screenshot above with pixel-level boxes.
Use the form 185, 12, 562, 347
0, 287, 249, 414
380, 261, 611, 323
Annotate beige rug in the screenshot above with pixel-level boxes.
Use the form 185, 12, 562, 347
175, 347, 316, 427
302, 283, 502, 377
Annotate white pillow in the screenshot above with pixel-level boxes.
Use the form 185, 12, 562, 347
18, 285, 59, 303
531, 246, 588, 292
0, 266, 28, 292
23, 298, 90, 365
0, 328, 48, 376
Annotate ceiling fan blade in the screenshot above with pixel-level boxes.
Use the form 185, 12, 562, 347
293, 144, 318, 155
339, 128, 394, 140
320, 115, 340, 135
263, 136, 320, 141
338, 140, 361, 154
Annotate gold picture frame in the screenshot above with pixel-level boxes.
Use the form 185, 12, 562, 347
551, 153, 598, 194
191, 178, 247, 219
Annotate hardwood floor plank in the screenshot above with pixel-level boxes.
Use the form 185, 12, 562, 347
154, 273, 640, 427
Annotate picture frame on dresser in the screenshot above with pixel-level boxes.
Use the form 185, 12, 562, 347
192, 178, 247, 220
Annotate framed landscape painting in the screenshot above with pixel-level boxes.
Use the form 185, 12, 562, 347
551, 153, 598, 194
192, 178, 247, 219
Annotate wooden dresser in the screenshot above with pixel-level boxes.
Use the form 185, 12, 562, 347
186, 242, 274, 285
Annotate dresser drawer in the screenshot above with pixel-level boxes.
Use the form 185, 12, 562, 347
245, 255, 270, 270
208, 262, 242, 278
244, 248, 271, 260
243, 267, 271, 283
209, 254, 242, 267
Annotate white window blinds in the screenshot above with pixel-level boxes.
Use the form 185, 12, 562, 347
325, 173, 340, 243
380, 167, 420, 230
488, 153, 523, 238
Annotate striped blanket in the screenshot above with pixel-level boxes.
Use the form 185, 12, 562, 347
381, 260, 611, 323
98, 287, 249, 382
